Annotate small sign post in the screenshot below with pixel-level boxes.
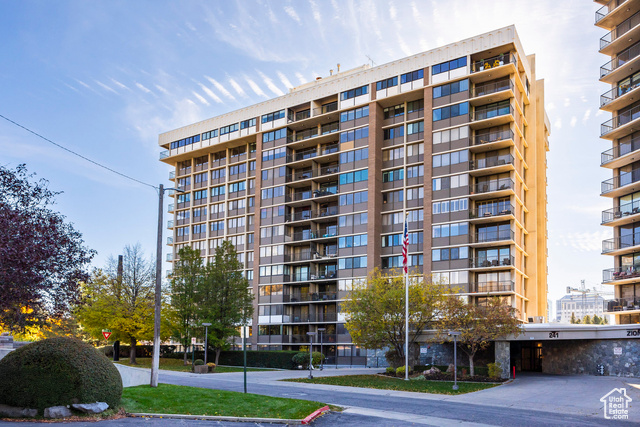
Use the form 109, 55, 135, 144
102, 329, 112, 341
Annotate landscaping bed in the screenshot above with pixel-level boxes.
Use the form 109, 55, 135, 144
115, 357, 274, 373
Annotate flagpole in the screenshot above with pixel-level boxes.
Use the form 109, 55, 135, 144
404, 212, 409, 381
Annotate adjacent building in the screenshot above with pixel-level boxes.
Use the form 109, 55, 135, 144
596, 0, 640, 324
159, 25, 549, 364
555, 294, 607, 323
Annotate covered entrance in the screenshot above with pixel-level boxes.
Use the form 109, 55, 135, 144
511, 341, 543, 372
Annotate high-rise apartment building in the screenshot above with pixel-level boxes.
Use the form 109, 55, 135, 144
597, 1, 640, 324
159, 25, 549, 364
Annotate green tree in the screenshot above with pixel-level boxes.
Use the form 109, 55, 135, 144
75, 244, 160, 364
583, 315, 592, 324
168, 246, 204, 365
436, 296, 521, 376
592, 314, 602, 325
197, 240, 254, 365
570, 312, 577, 324
343, 268, 448, 368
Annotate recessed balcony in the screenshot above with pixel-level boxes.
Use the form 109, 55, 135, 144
285, 227, 338, 244
468, 280, 515, 293
600, 40, 640, 85
469, 53, 518, 83
603, 266, 640, 283
602, 200, 640, 225
601, 168, 640, 197
602, 231, 640, 255
469, 154, 515, 176
470, 229, 515, 246
600, 10, 640, 55
469, 204, 515, 223
469, 80, 514, 106
469, 104, 514, 129
471, 129, 515, 152
605, 298, 640, 313
601, 136, 640, 168
469, 178, 515, 200
469, 255, 514, 269
282, 312, 338, 323
283, 292, 338, 303
286, 164, 340, 184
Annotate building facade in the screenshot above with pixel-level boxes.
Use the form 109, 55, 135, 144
555, 294, 607, 323
597, 0, 640, 324
159, 25, 549, 364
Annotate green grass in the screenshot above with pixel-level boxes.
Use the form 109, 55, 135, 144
121, 384, 327, 419
115, 358, 273, 373
283, 375, 499, 395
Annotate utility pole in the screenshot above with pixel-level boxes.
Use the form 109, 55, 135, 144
151, 184, 164, 387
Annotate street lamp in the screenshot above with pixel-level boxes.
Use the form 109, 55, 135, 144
151, 184, 185, 388
317, 328, 326, 371
448, 331, 461, 391
202, 323, 212, 365
306, 332, 316, 379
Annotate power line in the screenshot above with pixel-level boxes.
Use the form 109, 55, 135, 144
0, 114, 157, 190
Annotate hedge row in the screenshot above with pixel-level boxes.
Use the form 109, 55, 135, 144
414, 364, 489, 376
97, 345, 177, 358
166, 350, 299, 369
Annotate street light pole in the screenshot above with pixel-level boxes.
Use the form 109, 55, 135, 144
202, 323, 211, 365
449, 331, 461, 391
306, 332, 316, 379
317, 328, 326, 371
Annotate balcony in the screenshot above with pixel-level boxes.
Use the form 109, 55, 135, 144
469, 104, 514, 129
470, 53, 517, 74
601, 105, 640, 139
469, 154, 515, 174
167, 236, 173, 245
601, 168, 640, 197
596, 0, 640, 29
469, 204, 515, 221
601, 136, 640, 167
169, 170, 175, 180
602, 231, 640, 255
287, 227, 338, 243
168, 203, 174, 213
159, 150, 169, 160
606, 298, 640, 313
471, 229, 515, 245
603, 266, 640, 283
285, 206, 339, 223
469, 178, 515, 198
602, 200, 640, 225
167, 220, 174, 229
287, 165, 340, 184
314, 102, 338, 116
284, 312, 338, 323
469, 80, 514, 106
469, 255, 514, 269
469, 281, 515, 293
600, 81, 640, 112
472, 129, 515, 152
283, 292, 338, 303
600, 40, 640, 84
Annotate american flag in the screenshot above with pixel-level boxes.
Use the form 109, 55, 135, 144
402, 214, 409, 274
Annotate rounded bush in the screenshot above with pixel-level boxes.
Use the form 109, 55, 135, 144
194, 359, 204, 366
385, 366, 396, 375
396, 365, 412, 376
0, 337, 122, 412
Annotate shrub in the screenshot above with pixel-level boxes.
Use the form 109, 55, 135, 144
385, 367, 396, 375
207, 362, 216, 372
487, 362, 502, 379
0, 337, 122, 413
167, 350, 299, 369
396, 365, 412, 376
412, 375, 426, 381
194, 359, 204, 366
97, 344, 176, 358
292, 351, 324, 369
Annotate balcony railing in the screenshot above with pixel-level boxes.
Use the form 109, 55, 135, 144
285, 312, 338, 323
601, 136, 640, 164
469, 204, 514, 219
600, 80, 640, 107
469, 255, 514, 268
470, 154, 514, 170
313, 102, 338, 116
469, 281, 515, 293
285, 206, 339, 222
283, 292, 338, 302
472, 79, 514, 98
600, 40, 640, 79
601, 168, 640, 194
167, 220, 174, 229
288, 228, 338, 242
471, 53, 517, 73
596, 0, 625, 24
293, 109, 311, 122
601, 104, 640, 136
168, 203, 174, 213
473, 129, 514, 146
603, 266, 640, 282
160, 150, 169, 160
470, 178, 514, 195
167, 236, 173, 245
471, 229, 515, 244
601, 9, 640, 50
471, 104, 514, 122
169, 171, 175, 179
602, 200, 640, 224
607, 298, 640, 311
603, 231, 640, 253
286, 164, 340, 183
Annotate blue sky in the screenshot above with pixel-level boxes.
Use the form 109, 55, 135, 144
0, 0, 609, 312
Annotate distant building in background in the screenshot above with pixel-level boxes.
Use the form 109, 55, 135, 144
555, 294, 607, 323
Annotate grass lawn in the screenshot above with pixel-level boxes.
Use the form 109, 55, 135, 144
283, 375, 498, 395
121, 384, 327, 419
115, 358, 273, 373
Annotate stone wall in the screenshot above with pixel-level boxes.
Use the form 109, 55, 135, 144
494, 341, 510, 379
543, 339, 640, 377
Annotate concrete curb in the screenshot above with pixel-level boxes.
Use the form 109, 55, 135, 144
301, 406, 329, 424
129, 407, 331, 425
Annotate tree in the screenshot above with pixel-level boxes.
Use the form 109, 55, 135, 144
342, 268, 448, 368
436, 296, 521, 376
583, 315, 592, 324
75, 244, 160, 364
592, 314, 602, 325
570, 312, 577, 324
197, 240, 253, 365
0, 164, 95, 331
168, 246, 203, 365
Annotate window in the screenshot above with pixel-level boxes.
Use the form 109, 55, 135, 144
432, 174, 469, 191
228, 199, 246, 211
383, 126, 404, 140
170, 134, 201, 150
432, 198, 468, 214
433, 102, 469, 121
339, 126, 369, 143
227, 217, 245, 229
229, 164, 247, 176
338, 234, 368, 248
376, 77, 398, 91
339, 169, 368, 184
401, 69, 424, 84
407, 143, 424, 157
259, 225, 285, 238
432, 271, 469, 286
178, 177, 190, 188
194, 172, 207, 184
261, 186, 285, 200
432, 57, 467, 75
262, 147, 287, 162
382, 190, 403, 204
407, 121, 424, 135
407, 99, 424, 113
382, 168, 404, 183
220, 123, 239, 135
195, 155, 208, 168
406, 187, 424, 200
408, 209, 423, 222
339, 190, 368, 206
193, 223, 207, 234
193, 190, 207, 200
339, 148, 369, 164
382, 147, 404, 161
338, 212, 368, 227
433, 126, 469, 145
382, 254, 423, 268
210, 220, 224, 231
193, 207, 207, 220
340, 106, 369, 122
432, 246, 469, 261
383, 104, 404, 119
382, 212, 403, 225
406, 165, 424, 178
249, 160, 256, 171
240, 118, 256, 129
381, 232, 422, 247
259, 245, 285, 258
262, 128, 288, 142
177, 226, 189, 237
338, 256, 367, 269
341, 85, 369, 101
202, 129, 218, 140
177, 193, 190, 204
433, 222, 469, 238
210, 203, 224, 214
433, 150, 469, 167
262, 109, 286, 124
433, 79, 469, 98
213, 151, 226, 162
210, 185, 225, 197
230, 146, 245, 158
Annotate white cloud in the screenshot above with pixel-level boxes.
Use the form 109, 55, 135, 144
570, 116, 577, 127
310, 0, 322, 25
205, 76, 236, 101
228, 77, 248, 98
554, 118, 562, 129
295, 72, 306, 84
284, 5, 301, 24
277, 71, 294, 90
110, 78, 129, 91
582, 109, 591, 124
389, 2, 397, 20
244, 76, 268, 98
192, 91, 210, 106
197, 82, 223, 104
546, 102, 556, 111
564, 97, 571, 107
155, 85, 169, 95
95, 80, 117, 94
257, 71, 285, 96
135, 82, 153, 94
